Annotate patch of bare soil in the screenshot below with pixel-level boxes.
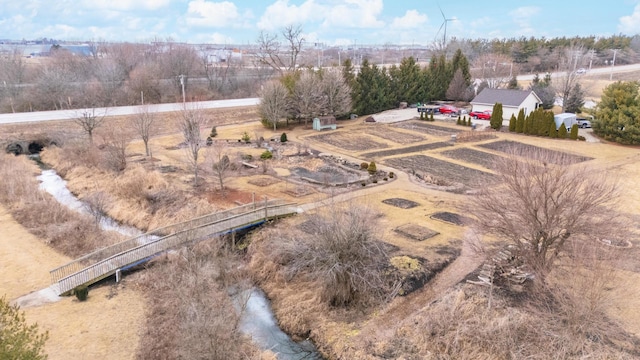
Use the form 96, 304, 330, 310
394, 223, 439, 241
361, 141, 452, 159
381, 198, 420, 209
363, 126, 425, 144
479, 140, 593, 164
282, 185, 316, 198
456, 131, 499, 143
308, 132, 389, 152
440, 147, 503, 169
247, 176, 280, 187
385, 154, 495, 188
430, 211, 471, 226
393, 121, 463, 136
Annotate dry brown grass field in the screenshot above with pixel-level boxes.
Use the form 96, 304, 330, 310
2, 100, 640, 358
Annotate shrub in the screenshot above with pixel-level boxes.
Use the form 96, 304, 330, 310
75, 285, 89, 301
209, 126, 217, 138
558, 125, 568, 139
577, 135, 586, 141
240, 154, 253, 161
569, 124, 579, 140
206, 137, 213, 146
360, 162, 369, 170
383, 177, 388, 181
430, 113, 434, 121
260, 150, 273, 160
241, 132, 250, 143
372, 179, 378, 184
466, 116, 471, 126
361, 182, 366, 187
367, 161, 377, 175
389, 172, 395, 178
420, 112, 424, 120
0, 297, 48, 360
280, 133, 288, 143
456, 117, 461, 125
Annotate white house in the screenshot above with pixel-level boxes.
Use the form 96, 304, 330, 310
471, 88, 542, 120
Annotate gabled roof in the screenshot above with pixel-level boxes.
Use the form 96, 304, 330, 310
471, 88, 540, 107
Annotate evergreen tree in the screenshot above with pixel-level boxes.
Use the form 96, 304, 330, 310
516, 108, 525, 133
389, 57, 422, 104
509, 114, 517, 132
548, 120, 558, 138
594, 81, 640, 144
466, 116, 472, 126
558, 124, 568, 138
569, 124, 579, 140
490, 103, 503, 130
523, 114, 530, 134
430, 112, 434, 121
507, 76, 520, 89
564, 83, 585, 113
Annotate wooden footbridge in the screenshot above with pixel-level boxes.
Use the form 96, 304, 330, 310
49, 199, 299, 296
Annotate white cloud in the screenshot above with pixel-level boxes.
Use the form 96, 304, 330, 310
618, 3, 640, 34
391, 9, 427, 29
257, 0, 324, 30
508, 6, 540, 36
185, 0, 240, 27
323, 0, 385, 29
81, 0, 171, 11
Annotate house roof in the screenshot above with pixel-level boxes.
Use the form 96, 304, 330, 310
471, 88, 540, 107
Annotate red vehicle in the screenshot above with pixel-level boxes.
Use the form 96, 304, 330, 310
438, 105, 457, 114
469, 110, 492, 120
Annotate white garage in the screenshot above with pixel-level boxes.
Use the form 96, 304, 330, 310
471, 88, 542, 120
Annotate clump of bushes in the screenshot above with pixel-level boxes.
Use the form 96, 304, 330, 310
260, 150, 273, 160
367, 161, 377, 175
75, 285, 89, 301
360, 162, 369, 170
280, 133, 288, 143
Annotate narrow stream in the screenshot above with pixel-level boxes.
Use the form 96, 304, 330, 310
37, 169, 321, 360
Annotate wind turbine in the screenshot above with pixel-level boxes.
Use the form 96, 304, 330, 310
435, 4, 455, 53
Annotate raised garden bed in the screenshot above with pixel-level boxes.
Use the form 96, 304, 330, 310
479, 140, 593, 164
382, 198, 420, 209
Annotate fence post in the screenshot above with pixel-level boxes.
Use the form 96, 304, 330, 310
264, 196, 268, 220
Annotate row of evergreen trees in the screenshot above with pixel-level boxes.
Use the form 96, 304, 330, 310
343, 50, 472, 116
506, 107, 579, 139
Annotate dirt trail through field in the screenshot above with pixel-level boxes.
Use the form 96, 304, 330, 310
356, 238, 483, 343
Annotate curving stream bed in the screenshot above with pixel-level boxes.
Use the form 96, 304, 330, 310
37, 168, 321, 360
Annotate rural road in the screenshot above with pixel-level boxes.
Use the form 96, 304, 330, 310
517, 63, 640, 81
0, 98, 260, 125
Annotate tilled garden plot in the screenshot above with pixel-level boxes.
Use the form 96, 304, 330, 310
479, 140, 593, 164
361, 142, 451, 159
308, 132, 388, 151
393, 121, 463, 137
364, 126, 425, 144
385, 154, 494, 187
440, 148, 503, 170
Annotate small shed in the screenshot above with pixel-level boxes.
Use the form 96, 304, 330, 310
312, 116, 337, 131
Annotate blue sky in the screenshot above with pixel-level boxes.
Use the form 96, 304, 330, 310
1, 0, 639, 45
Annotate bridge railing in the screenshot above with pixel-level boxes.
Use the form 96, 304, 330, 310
50, 199, 290, 284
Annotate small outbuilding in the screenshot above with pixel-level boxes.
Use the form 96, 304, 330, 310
471, 88, 541, 120
312, 116, 337, 131
554, 113, 577, 130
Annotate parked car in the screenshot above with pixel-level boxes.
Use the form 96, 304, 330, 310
469, 110, 492, 120
576, 118, 592, 128
438, 105, 457, 114
576, 68, 587, 75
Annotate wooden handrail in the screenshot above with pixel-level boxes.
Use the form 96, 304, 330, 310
51, 201, 297, 295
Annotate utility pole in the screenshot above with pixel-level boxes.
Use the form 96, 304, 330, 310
610, 50, 617, 79
179, 74, 186, 103
588, 49, 595, 70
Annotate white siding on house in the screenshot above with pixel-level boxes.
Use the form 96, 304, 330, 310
471, 92, 540, 120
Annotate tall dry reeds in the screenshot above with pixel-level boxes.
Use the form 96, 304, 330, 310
0, 153, 124, 258
135, 238, 261, 360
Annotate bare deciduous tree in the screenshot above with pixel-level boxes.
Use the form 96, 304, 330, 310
291, 70, 322, 125
99, 125, 129, 172
469, 148, 622, 282
259, 80, 289, 131
556, 45, 586, 112
471, 53, 515, 89
207, 141, 232, 197
73, 108, 107, 143
255, 25, 305, 75
178, 104, 206, 186
131, 105, 156, 157
320, 68, 352, 117
258, 203, 395, 307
